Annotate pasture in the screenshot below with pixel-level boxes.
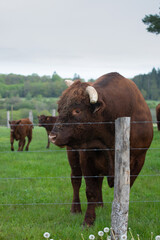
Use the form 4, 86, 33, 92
0, 126, 160, 240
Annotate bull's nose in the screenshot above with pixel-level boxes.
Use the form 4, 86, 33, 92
49, 134, 57, 143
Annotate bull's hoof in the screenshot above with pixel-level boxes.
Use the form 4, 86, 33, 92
11, 149, 14, 151
83, 215, 95, 227
71, 205, 82, 214
25, 148, 28, 151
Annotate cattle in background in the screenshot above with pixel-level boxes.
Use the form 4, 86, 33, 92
38, 115, 57, 148
9, 118, 33, 151
156, 104, 160, 130
49, 72, 153, 226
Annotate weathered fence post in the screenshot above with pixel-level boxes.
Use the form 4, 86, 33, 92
7, 111, 10, 128
29, 110, 33, 123
111, 117, 130, 240
52, 109, 56, 116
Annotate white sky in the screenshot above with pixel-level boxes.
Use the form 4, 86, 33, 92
0, 0, 160, 80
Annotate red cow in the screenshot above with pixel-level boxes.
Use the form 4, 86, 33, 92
156, 104, 160, 130
9, 118, 33, 151
49, 72, 153, 226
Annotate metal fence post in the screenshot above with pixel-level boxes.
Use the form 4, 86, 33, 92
111, 117, 131, 240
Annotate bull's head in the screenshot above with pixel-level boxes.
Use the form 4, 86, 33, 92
49, 80, 104, 148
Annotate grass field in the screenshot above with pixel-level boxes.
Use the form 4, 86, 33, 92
0, 126, 160, 240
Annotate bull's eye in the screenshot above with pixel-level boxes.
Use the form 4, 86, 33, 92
72, 109, 81, 116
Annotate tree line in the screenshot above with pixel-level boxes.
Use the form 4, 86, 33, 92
0, 72, 68, 98
132, 68, 160, 100
0, 68, 160, 100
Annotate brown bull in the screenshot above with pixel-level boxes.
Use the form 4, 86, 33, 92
38, 115, 57, 148
49, 72, 153, 226
156, 104, 160, 130
9, 118, 33, 151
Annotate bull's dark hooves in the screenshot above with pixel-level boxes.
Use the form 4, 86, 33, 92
11, 149, 14, 151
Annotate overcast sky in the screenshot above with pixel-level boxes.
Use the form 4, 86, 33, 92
0, 0, 160, 80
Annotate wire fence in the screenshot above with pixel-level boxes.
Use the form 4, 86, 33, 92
0, 120, 160, 207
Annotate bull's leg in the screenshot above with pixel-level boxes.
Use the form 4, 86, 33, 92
67, 147, 82, 213
130, 151, 146, 187
80, 152, 104, 226
96, 176, 104, 207
10, 137, 14, 151
84, 176, 101, 226
25, 135, 32, 151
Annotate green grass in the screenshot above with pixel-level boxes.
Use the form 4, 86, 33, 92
0, 127, 160, 240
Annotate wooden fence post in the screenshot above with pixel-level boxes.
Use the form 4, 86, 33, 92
7, 111, 10, 128
111, 117, 130, 240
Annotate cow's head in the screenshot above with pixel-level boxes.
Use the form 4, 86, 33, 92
9, 120, 21, 133
38, 115, 48, 126
49, 80, 105, 148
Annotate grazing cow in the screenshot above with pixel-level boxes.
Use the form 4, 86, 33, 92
156, 104, 160, 130
38, 115, 57, 148
9, 118, 33, 151
49, 72, 153, 226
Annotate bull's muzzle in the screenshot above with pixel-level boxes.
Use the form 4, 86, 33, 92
49, 133, 57, 144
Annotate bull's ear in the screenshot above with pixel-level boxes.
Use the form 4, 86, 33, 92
16, 120, 21, 125
91, 100, 105, 113
9, 121, 11, 124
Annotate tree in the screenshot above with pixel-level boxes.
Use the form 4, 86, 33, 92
142, 7, 160, 34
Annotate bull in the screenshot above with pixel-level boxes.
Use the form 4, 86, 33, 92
49, 72, 153, 226
9, 118, 33, 151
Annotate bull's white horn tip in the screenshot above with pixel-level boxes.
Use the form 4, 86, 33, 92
65, 79, 74, 87
86, 86, 98, 103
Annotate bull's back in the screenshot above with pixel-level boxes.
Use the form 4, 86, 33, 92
94, 72, 153, 148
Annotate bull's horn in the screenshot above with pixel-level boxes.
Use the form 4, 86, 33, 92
86, 86, 98, 103
65, 79, 74, 87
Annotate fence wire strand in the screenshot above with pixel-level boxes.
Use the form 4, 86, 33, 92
0, 200, 160, 207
